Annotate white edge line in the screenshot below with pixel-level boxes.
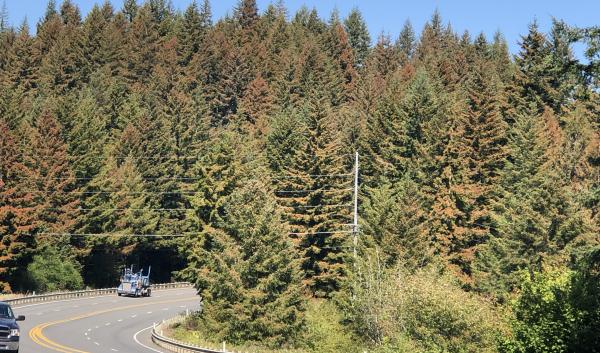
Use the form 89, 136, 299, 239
133, 325, 166, 353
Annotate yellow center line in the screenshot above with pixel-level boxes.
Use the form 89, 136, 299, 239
29, 297, 195, 353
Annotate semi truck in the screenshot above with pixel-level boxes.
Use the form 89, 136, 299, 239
117, 265, 151, 297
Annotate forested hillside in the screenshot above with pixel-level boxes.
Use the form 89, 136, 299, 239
0, 0, 599, 352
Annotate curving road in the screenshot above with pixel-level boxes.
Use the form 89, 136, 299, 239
12, 287, 199, 353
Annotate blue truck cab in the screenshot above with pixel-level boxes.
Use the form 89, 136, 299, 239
117, 266, 151, 297
0, 302, 24, 353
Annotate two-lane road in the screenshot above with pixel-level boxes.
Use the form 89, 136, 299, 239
12, 287, 199, 353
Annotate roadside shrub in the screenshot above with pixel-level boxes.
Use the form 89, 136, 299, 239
502, 248, 600, 353
27, 246, 83, 292
300, 300, 361, 353
345, 252, 506, 353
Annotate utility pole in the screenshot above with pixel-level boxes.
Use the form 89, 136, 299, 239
353, 151, 359, 260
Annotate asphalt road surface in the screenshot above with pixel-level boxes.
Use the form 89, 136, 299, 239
13, 287, 200, 353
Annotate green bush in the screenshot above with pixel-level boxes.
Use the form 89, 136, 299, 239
27, 246, 83, 293
568, 248, 600, 351
503, 249, 600, 353
501, 269, 574, 353
345, 254, 506, 353
300, 300, 361, 353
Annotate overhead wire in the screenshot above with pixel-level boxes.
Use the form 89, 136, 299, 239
44, 207, 192, 212
286, 204, 353, 209
35, 232, 188, 237
271, 173, 353, 180
22, 190, 199, 195
288, 230, 354, 235
7, 176, 202, 181
275, 188, 353, 194
6, 153, 358, 247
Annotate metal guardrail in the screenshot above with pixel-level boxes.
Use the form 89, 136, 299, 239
4, 282, 192, 306
152, 314, 229, 353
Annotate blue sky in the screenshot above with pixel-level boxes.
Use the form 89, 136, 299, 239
4, 0, 599, 55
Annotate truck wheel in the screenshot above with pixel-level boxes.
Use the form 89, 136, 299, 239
118, 293, 122, 296
147, 289, 151, 297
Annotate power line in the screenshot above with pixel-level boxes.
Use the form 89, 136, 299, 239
7, 176, 202, 181
288, 230, 354, 235
287, 204, 353, 209
68, 156, 199, 163
39, 191, 200, 195
45, 208, 192, 212
275, 188, 353, 194
271, 173, 353, 180
109, 156, 199, 160
321, 245, 353, 250
36, 232, 188, 237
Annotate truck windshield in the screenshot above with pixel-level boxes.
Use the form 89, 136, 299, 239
0, 305, 14, 319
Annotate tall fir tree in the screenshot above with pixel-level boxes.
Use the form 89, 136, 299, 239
23, 111, 79, 251
177, 1, 208, 67
361, 177, 430, 268
473, 107, 585, 298
235, 0, 258, 29
508, 22, 557, 116
276, 90, 351, 297
429, 56, 508, 284
0, 120, 36, 292
125, 4, 159, 85
184, 178, 305, 347
396, 19, 416, 62
343, 8, 370, 68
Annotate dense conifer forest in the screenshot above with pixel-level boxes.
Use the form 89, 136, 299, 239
0, 0, 599, 351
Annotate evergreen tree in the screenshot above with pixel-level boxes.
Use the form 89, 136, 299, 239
396, 19, 415, 62
490, 31, 512, 82
326, 21, 357, 100
276, 90, 351, 297
44, 0, 58, 23
0, 120, 36, 292
80, 3, 118, 78
199, 0, 212, 28
235, 0, 258, 29
359, 69, 447, 186
38, 3, 85, 95
24, 111, 79, 250
184, 178, 305, 347
236, 74, 274, 137
67, 89, 107, 182
114, 98, 184, 234
266, 109, 305, 174
177, 1, 207, 67
365, 33, 399, 78
343, 8, 370, 68
358, 83, 405, 183
430, 57, 508, 284
508, 22, 557, 115
361, 177, 430, 268
125, 4, 159, 84
473, 108, 574, 298
186, 130, 238, 226
415, 9, 444, 63
123, 0, 138, 23
0, 1, 8, 33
